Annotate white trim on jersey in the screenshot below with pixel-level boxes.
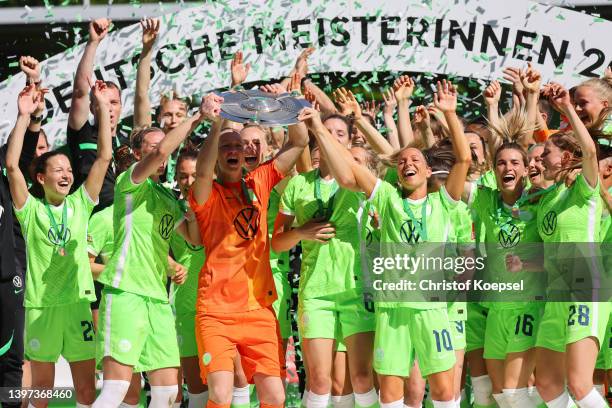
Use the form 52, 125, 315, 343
104, 293, 113, 357
112, 194, 133, 287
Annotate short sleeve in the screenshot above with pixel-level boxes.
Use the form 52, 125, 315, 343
87, 218, 103, 256
279, 176, 298, 216
368, 179, 394, 219
14, 194, 34, 227
116, 163, 147, 194
76, 184, 98, 216
438, 185, 460, 210
573, 174, 599, 203
253, 160, 284, 198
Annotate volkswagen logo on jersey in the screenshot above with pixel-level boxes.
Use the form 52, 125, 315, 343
542, 210, 557, 236
498, 222, 521, 248
12, 275, 23, 289
400, 219, 422, 244
47, 224, 70, 245
234, 206, 260, 240
159, 214, 175, 240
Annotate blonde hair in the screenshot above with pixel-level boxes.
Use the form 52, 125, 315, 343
488, 108, 535, 145
578, 77, 612, 106
159, 90, 188, 112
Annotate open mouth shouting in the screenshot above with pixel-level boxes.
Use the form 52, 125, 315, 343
501, 173, 516, 187
244, 155, 258, 166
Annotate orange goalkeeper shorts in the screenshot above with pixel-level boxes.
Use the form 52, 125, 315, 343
195, 306, 285, 384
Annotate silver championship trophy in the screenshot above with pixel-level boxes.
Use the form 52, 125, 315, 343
214, 89, 311, 127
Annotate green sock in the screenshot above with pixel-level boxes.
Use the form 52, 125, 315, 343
249, 384, 259, 408
473, 404, 497, 408
424, 398, 434, 408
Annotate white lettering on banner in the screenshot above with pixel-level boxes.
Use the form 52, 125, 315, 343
0, 0, 610, 146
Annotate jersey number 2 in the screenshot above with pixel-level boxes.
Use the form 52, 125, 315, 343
81, 320, 94, 341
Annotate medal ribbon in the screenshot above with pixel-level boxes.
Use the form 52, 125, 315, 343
314, 169, 339, 220
402, 196, 428, 242
44, 199, 68, 251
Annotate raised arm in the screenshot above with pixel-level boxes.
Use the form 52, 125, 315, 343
192, 95, 224, 205
134, 18, 160, 128
6, 85, 44, 209
503, 66, 526, 113
519, 63, 541, 149
83, 81, 113, 201
132, 102, 206, 185
334, 88, 394, 155
230, 51, 251, 88
381, 88, 400, 150
394, 75, 416, 147
68, 18, 111, 130
273, 121, 309, 175
483, 80, 503, 156
434, 80, 472, 200
299, 107, 365, 193
18, 56, 45, 170
272, 74, 309, 174
546, 83, 599, 188
413, 105, 435, 148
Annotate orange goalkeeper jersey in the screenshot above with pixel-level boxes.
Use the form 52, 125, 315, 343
189, 160, 283, 314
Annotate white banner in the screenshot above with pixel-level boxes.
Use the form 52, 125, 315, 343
0, 0, 610, 147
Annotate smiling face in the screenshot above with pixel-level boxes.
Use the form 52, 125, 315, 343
494, 147, 527, 194
240, 126, 267, 172
311, 146, 321, 169
397, 147, 431, 191
527, 144, 546, 188
176, 157, 197, 198
573, 85, 609, 128
158, 99, 187, 132
37, 154, 73, 201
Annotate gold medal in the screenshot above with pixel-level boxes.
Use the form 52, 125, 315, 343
58, 247, 66, 256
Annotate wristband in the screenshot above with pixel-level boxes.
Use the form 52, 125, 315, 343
30, 114, 43, 123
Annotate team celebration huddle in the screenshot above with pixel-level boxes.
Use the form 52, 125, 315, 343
0, 8, 611, 408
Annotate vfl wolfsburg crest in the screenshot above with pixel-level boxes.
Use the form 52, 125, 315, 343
400, 219, 422, 244
498, 222, 521, 248
159, 214, 175, 240
234, 207, 260, 240
47, 223, 70, 245
542, 210, 557, 236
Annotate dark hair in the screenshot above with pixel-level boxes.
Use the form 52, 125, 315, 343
176, 142, 199, 172
130, 127, 164, 150
30, 151, 70, 198
494, 141, 528, 167
322, 113, 353, 138
114, 145, 136, 174
538, 99, 552, 126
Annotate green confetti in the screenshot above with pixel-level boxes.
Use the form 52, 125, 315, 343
8, 62, 18, 68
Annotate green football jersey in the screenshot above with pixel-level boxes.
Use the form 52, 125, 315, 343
446, 200, 473, 315
601, 187, 612, 242
537, 175, 602, 243
537, 175, 603, 296
15, 185, 96, 307
169, 228, 205, 316
268, 186, 290, 274
369, 179, 458, 309
279, 169, 364, 299
87, 204, 114, 265
468, 184, 543, 309
99, 163, 184, 301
